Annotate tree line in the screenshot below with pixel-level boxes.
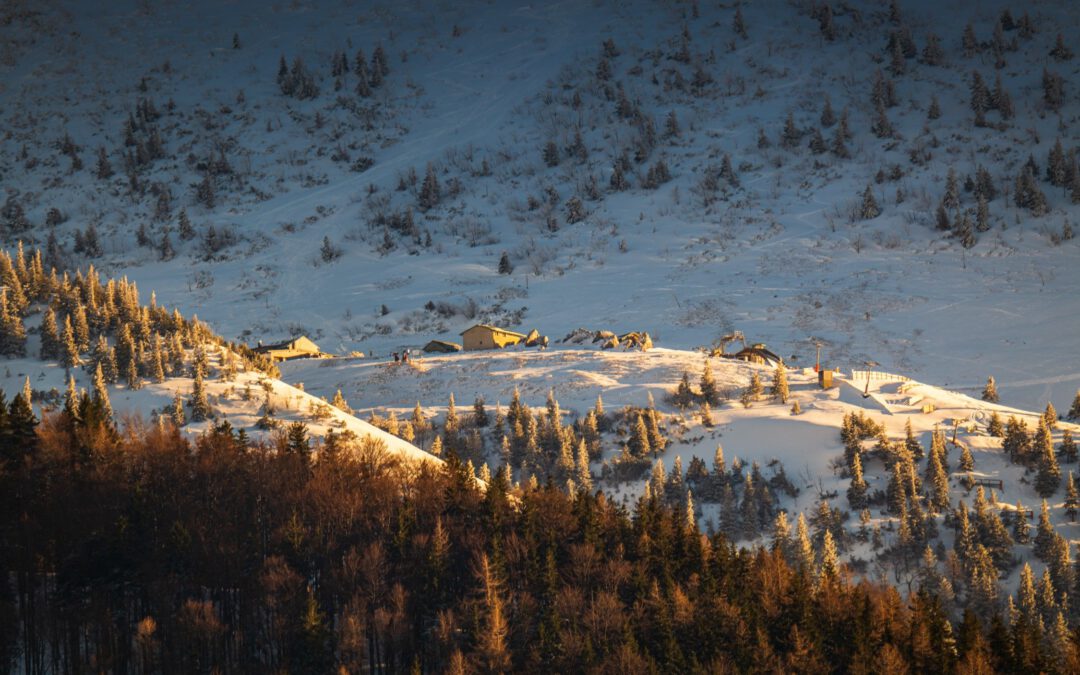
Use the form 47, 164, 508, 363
4, 405, 1080, 674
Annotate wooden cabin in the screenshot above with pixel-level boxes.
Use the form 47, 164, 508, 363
733, 343, 783, 367
423, 340, 462, 353
460, 324, 526, 351
253, 336, 321, 362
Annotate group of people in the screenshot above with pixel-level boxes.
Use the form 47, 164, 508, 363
391, 349, 411, 364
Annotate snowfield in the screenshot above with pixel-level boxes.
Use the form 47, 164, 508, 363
1, 0, 1077, 413
282, 345, 1080, 544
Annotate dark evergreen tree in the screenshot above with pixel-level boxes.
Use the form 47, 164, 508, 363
818, 3, 836, 41
969, 71, 989, 115
733, 6, 747, 39
1065, 473, 1079, 522
91, 362, 112, 420
196, 172, 215, 209
959, 443, 975, 472
1002, 415, 1031, 463
6, 390, 37, 464
927, 450, 950, 513
1060, 430, 1078, 463
975, 195, 990, 232
1035, 418, 1061, 497
830, 124, 849, 158
719, 153, 738, 186
276, 54, 289, 89
943, 168, 960, 209
962, 23, 978, 57
609, 162, 628, 191
991, 74, 1013, 119
781, 112, 800, 148
354, 49, 372, 97
286, 420, 311, 456
699, 361, 718, 405
628, 412, 651, 458
190, 367, 210, 422
1042, 69, 1064, 110
418, 163, 440, 210
177, 208, 195, 240
497, 252, 513, 275
921, 33, 944, 66
871, 101, 892, 138
860, 184, 880, 220
1044, 402, 1058, 430
927, 94, 941, 120
60, 314, 80, 369
903, 419, 923, 459
542, 140, 559, 167
473, 396, 488, 428
889, 34, 906, 75
820, 95, 835, 127
1034, 499, 1055, 561
135, 222, 152, 248
664, 110, 680, 139
954, 212, 976, 249
39, 306, 60, 360
1050, 33, 1073, 61
319, 236, 340, 263
1047, 139, 1067, 187
159, 231, 175, 261
371, 44, 389, 77
847, 450, 868, 510
95, 147, 113, 180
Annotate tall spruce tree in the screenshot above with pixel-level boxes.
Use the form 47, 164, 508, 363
860, 184, 881, 219
92, 362, 112, 420
1059, 429, 1077, 463
699, 361, 718, 405
1034, 500, 1055, 561
1065, 472, 1079, 522
928, 450, 950, 513
1035, 417, 1061, 497
771, 362, 789, 403
847, 451, 868, 510
1067, 389, 1080, 420
190, 368, 210, 422
39, 306, 60, 360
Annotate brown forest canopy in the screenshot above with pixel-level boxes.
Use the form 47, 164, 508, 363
1, 406, 1077, 674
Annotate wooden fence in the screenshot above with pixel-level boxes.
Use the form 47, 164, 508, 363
849, 370, 911, 383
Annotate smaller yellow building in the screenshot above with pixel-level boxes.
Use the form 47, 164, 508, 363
253, 336, 321, 362
460, 324, 526, 351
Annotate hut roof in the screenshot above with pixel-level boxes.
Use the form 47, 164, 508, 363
460, 324, 527, 339
734, 345, 783, 365
423, 340, 462, 353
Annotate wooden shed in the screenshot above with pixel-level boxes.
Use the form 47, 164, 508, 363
423, 340, 462, 353
460, 324, 527, 351
253, 336, 321, 362
733, 343, 783, 367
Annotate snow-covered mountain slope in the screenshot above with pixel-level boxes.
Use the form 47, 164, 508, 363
1, 0, 1078, 416
0, 325, 440, 468
281, 345, 1080, 543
